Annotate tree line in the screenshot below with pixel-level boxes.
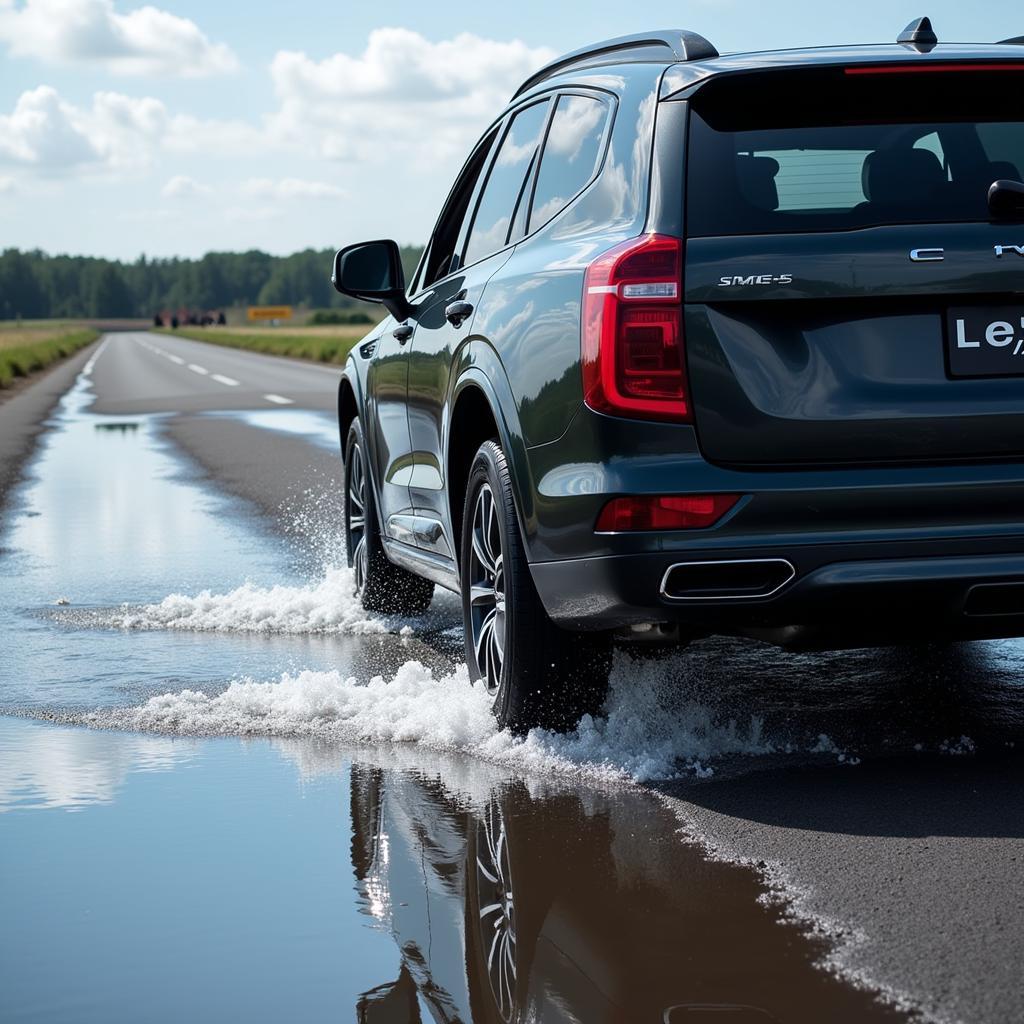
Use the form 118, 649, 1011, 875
0, 246, 425, 321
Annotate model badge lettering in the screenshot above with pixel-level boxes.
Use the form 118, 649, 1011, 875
955, 316, 1024, 355
718, 274, 793, 287
994, 244, 1024, 258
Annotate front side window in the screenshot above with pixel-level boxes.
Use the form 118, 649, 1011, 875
417, 127, 499, 290
529, 94, 609, 231
462, 100, 550, 268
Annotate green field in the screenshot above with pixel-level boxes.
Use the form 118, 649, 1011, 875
0, 325, 100, 389
158, 324, 372, 365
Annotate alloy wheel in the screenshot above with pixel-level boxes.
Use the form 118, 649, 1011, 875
347, 442, 368, 592
468, 482, 506, 695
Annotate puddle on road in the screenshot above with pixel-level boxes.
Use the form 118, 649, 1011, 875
217, 408, 340, 451
0, 716, 908, 1024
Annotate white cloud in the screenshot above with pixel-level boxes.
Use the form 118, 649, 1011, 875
0, 175, 15, 193
223, 205, 281, 223
240, 177, 346, 201
0, 86, 266, 174
161, 174, 211, 199
268, 28, 555, 163
0, 0, 238, 77
0, 86, 98, 168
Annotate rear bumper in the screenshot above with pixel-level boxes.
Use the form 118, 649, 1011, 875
522, 404, 1024, 646
530, 547, 1024, 647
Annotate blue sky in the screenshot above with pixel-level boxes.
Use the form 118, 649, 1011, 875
1, 0, 1021, 260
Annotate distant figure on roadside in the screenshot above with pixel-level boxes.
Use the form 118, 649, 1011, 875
217, 311, 226, 326
171, 315, 179, 329
153, 313, 163, 327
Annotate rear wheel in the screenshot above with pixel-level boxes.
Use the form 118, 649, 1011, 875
344, 418, 434, 615
461, 440, 611, 733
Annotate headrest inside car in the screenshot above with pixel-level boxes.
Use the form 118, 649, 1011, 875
736, 155, 780, 211
862, 147, 945, 206
986, 160, 1023, 184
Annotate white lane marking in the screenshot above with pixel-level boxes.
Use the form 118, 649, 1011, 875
139, 337, 247, 389
263, 393, 293, 405
83, 336, 113, 376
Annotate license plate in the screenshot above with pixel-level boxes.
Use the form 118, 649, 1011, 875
947, 306, 1024, 378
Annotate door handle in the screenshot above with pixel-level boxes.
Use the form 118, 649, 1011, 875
444, 300, 474, 327
392, 323, 414, 344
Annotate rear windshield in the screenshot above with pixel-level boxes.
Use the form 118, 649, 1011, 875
686, 67, 1024, 236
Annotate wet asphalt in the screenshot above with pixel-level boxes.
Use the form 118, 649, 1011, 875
2, 331, 1024, 1024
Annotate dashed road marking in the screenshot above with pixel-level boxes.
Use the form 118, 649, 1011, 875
166, 354, 184, 365
263, 394, 293, 405
187, 364, 209, 375
211, 374, 239, 386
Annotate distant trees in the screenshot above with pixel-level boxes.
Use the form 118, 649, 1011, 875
0, 245, 425, 320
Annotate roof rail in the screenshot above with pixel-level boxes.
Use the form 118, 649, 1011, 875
512, 30, 719, 99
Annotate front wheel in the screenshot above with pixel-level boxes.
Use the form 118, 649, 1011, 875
460, 440, 611, 734
344, 418, 434, 616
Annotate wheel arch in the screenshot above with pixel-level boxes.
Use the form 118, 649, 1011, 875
447, 356, 536, 572
337, 366, 361, 460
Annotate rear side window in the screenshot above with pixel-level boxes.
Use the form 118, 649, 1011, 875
462, 100, 550, 268
528, 94, 609, 232
686, 67, 1024, 236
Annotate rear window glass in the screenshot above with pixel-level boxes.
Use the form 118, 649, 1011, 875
686, 67, 1024, 236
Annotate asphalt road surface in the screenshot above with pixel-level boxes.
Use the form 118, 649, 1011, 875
2, 331, 1023, 1024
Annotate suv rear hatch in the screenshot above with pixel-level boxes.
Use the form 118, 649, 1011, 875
682, 63, 1024, 466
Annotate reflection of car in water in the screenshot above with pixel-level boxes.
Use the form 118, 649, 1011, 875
349, 765, 784, 1023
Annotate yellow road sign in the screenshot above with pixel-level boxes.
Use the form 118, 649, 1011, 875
247, 305, 293, 321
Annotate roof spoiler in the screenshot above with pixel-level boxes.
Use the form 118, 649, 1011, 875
512, 29, 718, 99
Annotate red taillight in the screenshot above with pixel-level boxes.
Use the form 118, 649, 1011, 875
582, 234, 690, 422
595, 494, 740, 532
845, 63, 1024, 76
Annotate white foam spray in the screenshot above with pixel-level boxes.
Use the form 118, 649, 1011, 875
86, 651, 775, 784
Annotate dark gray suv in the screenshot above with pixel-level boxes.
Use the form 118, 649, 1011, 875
333, 21, 1024, 732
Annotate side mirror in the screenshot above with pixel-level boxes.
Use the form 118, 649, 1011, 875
331, 239, 412, 321
988, 179, 1024, 221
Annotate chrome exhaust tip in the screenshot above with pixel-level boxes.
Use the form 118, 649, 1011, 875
660, 558, 796, 601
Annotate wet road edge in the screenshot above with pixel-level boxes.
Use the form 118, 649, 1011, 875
0, 340, 100, 517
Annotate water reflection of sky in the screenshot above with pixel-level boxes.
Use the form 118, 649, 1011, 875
0, 717, 404, 1024
216, 408, 340, 451
0, 717, 194, 813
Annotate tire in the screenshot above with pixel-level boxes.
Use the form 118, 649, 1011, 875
460, 440, 611, 733
344, 418, 434, 616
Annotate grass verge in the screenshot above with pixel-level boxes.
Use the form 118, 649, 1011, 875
0, 328, 100, 389
158, 325, 369, 365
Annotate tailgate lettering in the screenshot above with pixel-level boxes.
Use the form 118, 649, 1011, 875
986, 321, 1015, 347
954, 316, 1024, 352
955, 319, 979, 349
